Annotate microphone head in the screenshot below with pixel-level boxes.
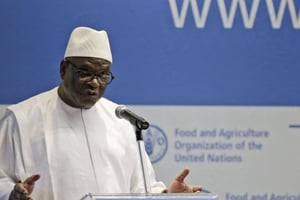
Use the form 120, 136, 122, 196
115, 105, 150, 130
115, 105, 126, 119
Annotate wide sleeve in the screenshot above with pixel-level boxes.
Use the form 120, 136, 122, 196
0, 109, 24, 200
145, 152, 167, 193
130, 142, 167, 193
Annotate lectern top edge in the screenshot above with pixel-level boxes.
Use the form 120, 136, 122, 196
81, 193, 218, 200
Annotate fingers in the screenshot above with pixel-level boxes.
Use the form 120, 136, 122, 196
9, 174, 40, 200
175, 169, 202, 193
24, 174, 40, 185
175, 168, 190, 183
23, 174, 40, 195
192, 185, 201, 192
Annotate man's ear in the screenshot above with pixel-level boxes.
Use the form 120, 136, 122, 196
60, 59, 67, 79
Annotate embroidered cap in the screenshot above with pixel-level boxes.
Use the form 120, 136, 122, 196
64, 27, 112, 63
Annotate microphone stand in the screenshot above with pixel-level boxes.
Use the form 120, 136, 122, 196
135, 126, 152, 194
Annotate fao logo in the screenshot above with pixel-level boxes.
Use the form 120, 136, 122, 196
143, 124, 168, 163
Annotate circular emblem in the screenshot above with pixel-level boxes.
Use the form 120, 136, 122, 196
143, 124, 168, 163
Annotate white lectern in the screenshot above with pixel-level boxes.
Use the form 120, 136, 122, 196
81, 193, 218, 200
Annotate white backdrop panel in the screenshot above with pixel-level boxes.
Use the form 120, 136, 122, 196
128, 105, 300, 200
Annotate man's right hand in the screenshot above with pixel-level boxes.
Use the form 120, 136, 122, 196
9, 174, 40, 200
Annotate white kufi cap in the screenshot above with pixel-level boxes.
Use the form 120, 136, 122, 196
64, 27, 112, 63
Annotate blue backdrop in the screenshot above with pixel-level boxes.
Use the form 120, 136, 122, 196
1, 0, 299, 105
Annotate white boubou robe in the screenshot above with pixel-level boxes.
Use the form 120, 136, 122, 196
0, 88, 166, 200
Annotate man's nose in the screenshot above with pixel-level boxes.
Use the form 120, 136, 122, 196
89, 76, 101, 86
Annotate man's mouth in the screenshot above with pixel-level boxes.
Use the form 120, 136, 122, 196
86, 89, 98, 96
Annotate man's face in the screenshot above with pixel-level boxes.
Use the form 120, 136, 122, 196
59, 57, 113, 109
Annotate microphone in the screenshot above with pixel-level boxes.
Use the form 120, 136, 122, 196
115, 105, 150, 130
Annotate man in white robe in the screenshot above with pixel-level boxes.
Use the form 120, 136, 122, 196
0, 27, 201, 200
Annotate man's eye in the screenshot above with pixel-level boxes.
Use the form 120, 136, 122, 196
101, 72, 110, 76
77, 70, 91, 77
